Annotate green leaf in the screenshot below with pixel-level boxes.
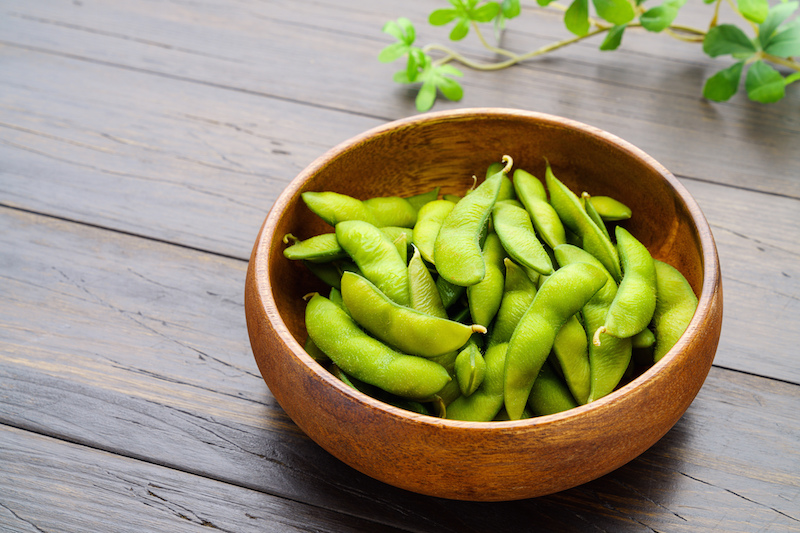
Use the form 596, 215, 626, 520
378, 42, 410, 63
502, 0, 522, 18
473, 2, 502, 22
703, 24, 757, 57
600, 24, 627, 49
592, 0, 636, 25
416, 80, 438, 111
430, 9, 459, 26
537, 0, 558, 5
640, 0, 686, 32
450, 17, 471, 40
786, 72, 800, 85
759, 2, 799, 48
702, 61, 744, 101
437, 76, 464, 101
738, 0, 769, 24
746, 60, 786, 103
382, 18, 415, 45
764, 21, 800, 58
565, 0, 591, 36
703, 0, 715, 3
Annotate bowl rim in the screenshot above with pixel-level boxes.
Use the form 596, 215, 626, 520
256, 106, 720, 430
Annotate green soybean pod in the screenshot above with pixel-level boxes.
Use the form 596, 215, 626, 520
302, 191, 380, 227
446, 342, 509, 422
551, 314, 591, 405
305, 293, 450, 400
492, 202, 554, 276
302, 259, 359, 290
486, 161, 516, 202
544, 161, 622, 281
487, 258, 538, 348
381, 226, 411, 264
335, 220, 410, 307
412, 199, 456, 264
503, 262, 606, 420
553, 244, 632, 403
454, 340, 487, 397
526, 360, 579, 417
405, 187, 440, 212
594, 226, 657, 340
434, 156, 512, 286
407, 247, 449, 319
581, 192, 611, 241
436, 275, 467, 310
512, 168, 567, 250
363, 196, 418, 228
340, 272, 486, 358
587, 195, 632, 221
282, 233, 349, 263
466, 232, 506, 328
653, 260, 698, 362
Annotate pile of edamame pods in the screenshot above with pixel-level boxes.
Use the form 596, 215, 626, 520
283, 155, 698, 422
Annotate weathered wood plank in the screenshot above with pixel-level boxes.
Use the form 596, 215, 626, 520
0, 424, 411, 533
1, 0, 798, 197
1, 207, 798, 532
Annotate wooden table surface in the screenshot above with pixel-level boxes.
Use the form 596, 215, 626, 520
2, 1, 799, 531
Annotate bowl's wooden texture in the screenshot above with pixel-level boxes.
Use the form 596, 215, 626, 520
245, 108, 723, 501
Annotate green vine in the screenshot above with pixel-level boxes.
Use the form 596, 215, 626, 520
378, 0, 800, 110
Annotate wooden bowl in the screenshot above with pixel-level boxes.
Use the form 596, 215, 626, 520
244, 108, 723, 501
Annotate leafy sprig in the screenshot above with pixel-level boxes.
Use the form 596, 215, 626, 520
378, 0, 800, 110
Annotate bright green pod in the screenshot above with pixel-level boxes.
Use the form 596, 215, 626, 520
340, 271, 486, 358
436, 275, 466, 310
363, 196, 418, 228
282, 233, 349, 263
553, 244, 633, 403
487, 258, 538, 348
407, 247, 449, 319
454, 340, 487, 397
412, 199, 456, 264
302, 259, 359, 290
596, 226, 657, 340
381, 226, 410, 264
504, 262, 606, 419
581, 192, 611, 241
335, 220, 410, 307
305, 293, 451, 400
587, 195, 632, 221
304, 336, 330, 363
492, 202, 553, 276
446, 342, 508, 422
527, 360, 579, 417
405, 187, 440, 212
302, 191, 380, 227
466, 232, 506, 328
512, 168, 567, 250
653, 260, 698, 362
544, 161, 622, 281
551, 314, 591, 405
434, 156, 512, 286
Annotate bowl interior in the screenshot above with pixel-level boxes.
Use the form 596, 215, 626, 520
268, 110, 706, 350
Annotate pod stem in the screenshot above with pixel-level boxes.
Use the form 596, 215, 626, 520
592, 326, 607, 346
501, 155, 513, 174
471, 324, 488, 334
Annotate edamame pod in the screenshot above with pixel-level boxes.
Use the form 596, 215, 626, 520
412, 199, 456, 264
512, 168, 567, 250
653, 260, 698, 362
405, 187, 440, 212
467, 232, 506, 328
545, 162, 622, 281
504, 262, 607, 420
340, 271, 486, 358
492, 202, 553, 275
434, 156, 512, 286
407, 247, 449, 319
454, 340, 486, 397
363, 196, 418, 228
553, 244, 632, 402
551, 314, 591, 405
446, 343, 508, 421
527, 360, 579, 417
302, 191, 380, 227
487, 258, 538, 348
581, 192, 611, 241
305, 293, 450, 400
283, 233, 349, 263
594, 226, 656, 340
587, 195, 632, 221
335, 220, 410, 307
